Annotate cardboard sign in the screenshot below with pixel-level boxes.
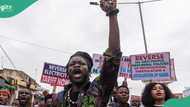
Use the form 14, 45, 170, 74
40, 62, 68, 86
131, 52, 171, 80
119, 56, 131, 78
170, 59, 177, 81
91, 54, 131, 78
151, 58, 176, 83
91, 54, 104, 74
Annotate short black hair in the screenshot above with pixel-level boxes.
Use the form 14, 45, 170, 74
116, 85, 129, 92
141, 82, 173, 107
66, 51, 93, 73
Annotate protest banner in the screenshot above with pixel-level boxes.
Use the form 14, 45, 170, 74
40, 62, 68, 87
91, 54, 104, 74
119, 56, 131, 78
151, 58, 176, 83
131, 52, 171, 80
91, 54, 131, 78
170, 59, 177, 81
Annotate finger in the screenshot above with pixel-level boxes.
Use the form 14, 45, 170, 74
100, 0, 106, 11
112, 0, 117, 8
100, 0, 104, 6
100, 0, 109, 11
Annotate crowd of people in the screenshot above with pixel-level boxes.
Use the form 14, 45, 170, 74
0, 0, 176, 106
0, 81, 174, 107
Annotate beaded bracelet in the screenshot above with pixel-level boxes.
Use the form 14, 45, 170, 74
106, 9, 119, 16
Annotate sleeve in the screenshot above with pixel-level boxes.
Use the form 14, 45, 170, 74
54, 91, 64, 107
99, 48, 122, 104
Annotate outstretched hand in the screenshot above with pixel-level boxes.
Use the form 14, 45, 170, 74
100, 0, 117, 14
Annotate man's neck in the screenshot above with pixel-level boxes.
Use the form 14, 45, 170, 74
72, 80, 90, 92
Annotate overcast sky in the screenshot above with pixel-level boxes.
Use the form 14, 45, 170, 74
0, 0, 190, 95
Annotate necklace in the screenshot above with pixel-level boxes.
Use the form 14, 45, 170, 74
67, 88, 78, 105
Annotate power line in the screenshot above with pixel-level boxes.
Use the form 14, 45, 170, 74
0, 44, 16, 69
0, 35, 72, 55
90, 0, 162, 54
90, 0, 161, 5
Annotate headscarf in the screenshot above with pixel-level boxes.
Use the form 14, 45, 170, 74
0, 90, 10, 97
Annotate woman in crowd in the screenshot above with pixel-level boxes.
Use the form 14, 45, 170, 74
0, 89, 11, 105
141, 82, 174, 107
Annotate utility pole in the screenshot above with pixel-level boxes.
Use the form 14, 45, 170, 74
90, 0, 161, 54
138, 1, 148, 54
90, 0, 162, 83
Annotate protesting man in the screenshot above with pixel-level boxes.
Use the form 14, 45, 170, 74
56, 0, 122, 106
17, 89, 32, 107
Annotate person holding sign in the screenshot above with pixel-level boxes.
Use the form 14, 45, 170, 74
141, 82, 173, 107
56, 0, 122, 106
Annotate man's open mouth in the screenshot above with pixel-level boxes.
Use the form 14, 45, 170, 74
20, 99, 27, 103
72, 69, 82, 78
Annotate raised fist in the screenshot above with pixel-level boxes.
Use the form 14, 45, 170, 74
100, 0, 117, 14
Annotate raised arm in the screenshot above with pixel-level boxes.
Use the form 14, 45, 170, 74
108, 11, 120, 51
100, 0, 120, 51
96, 0, 122, 105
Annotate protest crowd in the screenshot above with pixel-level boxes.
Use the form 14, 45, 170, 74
0, 0, 185, 107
